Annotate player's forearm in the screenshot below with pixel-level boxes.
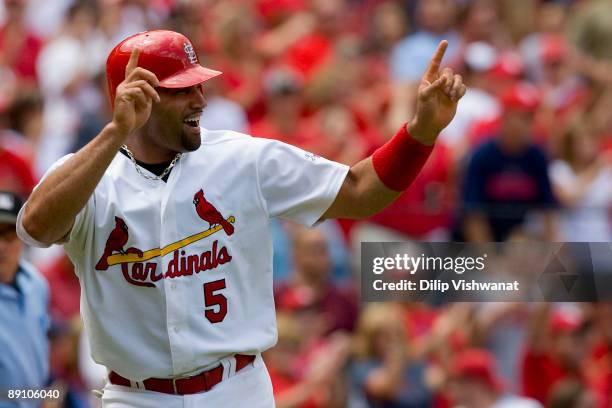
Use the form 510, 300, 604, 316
22, 122, 127, 244
322, 40, 466, 220
331, 158, 402, 219
357, 121, 437, 213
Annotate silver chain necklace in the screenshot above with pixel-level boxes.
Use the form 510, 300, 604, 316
121, 144, 181, 181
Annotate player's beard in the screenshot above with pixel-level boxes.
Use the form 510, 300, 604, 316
147, 99, 203, 154
180, 126, 202, 152
153, 115, 201, 154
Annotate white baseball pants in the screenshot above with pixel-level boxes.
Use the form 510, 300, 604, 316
100, 354, 275, 407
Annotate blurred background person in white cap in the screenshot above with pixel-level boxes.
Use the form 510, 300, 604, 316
0, 190, 49, 408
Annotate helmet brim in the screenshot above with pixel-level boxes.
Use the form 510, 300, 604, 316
158, 65, 222, 88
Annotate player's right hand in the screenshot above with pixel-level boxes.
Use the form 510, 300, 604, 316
112, 48, 161, 137
408, 40, 466, 145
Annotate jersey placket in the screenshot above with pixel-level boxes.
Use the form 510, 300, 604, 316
157, 158, 194, 376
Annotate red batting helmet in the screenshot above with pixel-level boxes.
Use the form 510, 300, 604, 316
106, 30, 222, 107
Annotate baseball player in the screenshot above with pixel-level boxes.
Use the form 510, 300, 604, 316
17, 30, 465, 407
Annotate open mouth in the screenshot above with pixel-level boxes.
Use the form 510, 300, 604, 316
183, 112, 201, 128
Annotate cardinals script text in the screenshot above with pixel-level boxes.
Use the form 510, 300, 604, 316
119, 240, 233, 288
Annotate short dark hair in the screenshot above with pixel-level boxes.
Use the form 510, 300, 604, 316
7, 91, 44, 134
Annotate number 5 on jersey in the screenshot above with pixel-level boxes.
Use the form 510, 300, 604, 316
203, 279, 227, 323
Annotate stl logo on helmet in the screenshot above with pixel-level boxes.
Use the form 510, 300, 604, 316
94, 189, 235, 288
184, 43, 197, 64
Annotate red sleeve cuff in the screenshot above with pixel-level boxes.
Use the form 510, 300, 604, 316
372, 124, 434, 191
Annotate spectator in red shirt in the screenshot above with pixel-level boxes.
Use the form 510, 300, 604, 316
207, 5, 265, 113
0, 0, 43, 84
589, 304, 612, 408
521, 305, 587, 404
265, 312, 350, 408
275, 0, 350, 81
3, 90, 45, 164
250, 67, 317, 149
448, 349, 541, 408
274, 226, 358, 334
309, 104, 368, 165
265, 312, 319, 408
40, 254, 80, 321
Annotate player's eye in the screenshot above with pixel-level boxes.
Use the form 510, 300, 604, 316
164, 87, 189, 95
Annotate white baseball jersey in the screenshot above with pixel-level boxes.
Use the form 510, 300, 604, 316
18, 128, 349, 381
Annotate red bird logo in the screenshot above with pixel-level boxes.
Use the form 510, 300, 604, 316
193, 189, 234, 236
95, 216, 130, 271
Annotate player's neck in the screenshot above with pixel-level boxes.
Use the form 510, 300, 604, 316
125, 135, 177, 164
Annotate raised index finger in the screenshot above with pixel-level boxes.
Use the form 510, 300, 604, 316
125, 48, 140, 77
423, 40, 448, 83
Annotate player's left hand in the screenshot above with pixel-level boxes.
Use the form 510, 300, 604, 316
408, 40, 467, 145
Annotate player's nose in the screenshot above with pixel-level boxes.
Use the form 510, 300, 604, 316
189, 84, 206, 109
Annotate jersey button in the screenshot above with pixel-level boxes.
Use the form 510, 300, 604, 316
174, 326, 180, 333
171, 283, 177, 290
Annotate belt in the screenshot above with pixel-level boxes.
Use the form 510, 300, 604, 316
108, 354, 256, 395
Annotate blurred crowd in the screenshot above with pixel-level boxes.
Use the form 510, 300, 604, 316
0, 0, 611, 407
